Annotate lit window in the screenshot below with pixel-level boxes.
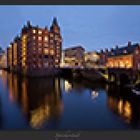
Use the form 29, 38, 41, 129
123, 50, 127, 54
44, 36, 48, 41
38, 36, 42, 41
50, 50, 54, 55
44, 49, 49, 54
32, 29, 36, 34
119, 61, 125, 68
22, 35, 27, 40
38, 30, 42, 35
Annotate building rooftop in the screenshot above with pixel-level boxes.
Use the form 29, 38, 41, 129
107, 42, 139, 57
65, 46, 85, 51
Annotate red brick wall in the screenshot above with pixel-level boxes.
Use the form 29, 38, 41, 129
133, 47, 140, 71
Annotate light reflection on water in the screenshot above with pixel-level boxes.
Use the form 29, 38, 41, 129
0, 70, 140, 130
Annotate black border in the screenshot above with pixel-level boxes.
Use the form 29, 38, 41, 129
1, 131, 140, 140
0, 0, 140, 5
1, 2, 140, 140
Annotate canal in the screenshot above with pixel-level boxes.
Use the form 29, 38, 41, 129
0, 70, 140, 130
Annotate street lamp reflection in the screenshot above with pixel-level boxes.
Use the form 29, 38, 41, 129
64, 80, 72, 93
91, 90, 99, 100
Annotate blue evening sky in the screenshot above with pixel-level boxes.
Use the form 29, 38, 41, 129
0, 5, 140, 52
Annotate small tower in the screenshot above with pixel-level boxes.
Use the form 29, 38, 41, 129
27, 20, 31, 28
52, 17, 58, 26
50, 17, 60, 33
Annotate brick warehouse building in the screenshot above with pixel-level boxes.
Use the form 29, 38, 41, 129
7, 18, 62, 76
99, 41, 140, 71
0, 47, 6, 69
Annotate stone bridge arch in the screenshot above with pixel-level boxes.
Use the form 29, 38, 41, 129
108, 68, 134, 86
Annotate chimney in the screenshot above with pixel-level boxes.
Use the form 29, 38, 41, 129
105, 48, 108, 53
111, 48, 114, 52
115, 45, 119, 49
100, 49, 104, 53
45, 26, 48, 30
128, 41, 131, 47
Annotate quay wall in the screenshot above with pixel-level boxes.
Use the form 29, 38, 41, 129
6, 67, 62, 77
80, 69, 106, 82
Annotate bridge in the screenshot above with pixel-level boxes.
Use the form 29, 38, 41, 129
61, 67, 140, 86
107, 68, 138, 86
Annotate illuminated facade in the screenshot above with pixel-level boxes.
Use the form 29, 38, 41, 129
0, 47, 6, 69
100, 42, 140, 70
7, 18, 62, 73
64, 46, 85, 68
7, 44, 13, 70
84, 51, 100, 68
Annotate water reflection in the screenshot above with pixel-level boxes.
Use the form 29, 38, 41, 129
1, 70, 140, 129
107, 85, 140, 128
64, 80, 72, 93
107, 97, 132, 123
0, 70, 7, 89
91, 91, 99, 100
6, 72, 63, 129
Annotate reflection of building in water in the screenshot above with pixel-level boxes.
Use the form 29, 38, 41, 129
7, 73, 19, 103
107, 96, 132, 123
21, 78, 28, 115
64, 80, 72, 93
28, 78, 63, 129
6, 74, 63, 129
0, 70, 7, 89
7, 73, 14, 102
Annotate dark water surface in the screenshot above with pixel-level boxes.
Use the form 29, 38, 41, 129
0, 70, 140, 130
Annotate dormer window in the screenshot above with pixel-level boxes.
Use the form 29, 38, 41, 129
123, 50, 127, 54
